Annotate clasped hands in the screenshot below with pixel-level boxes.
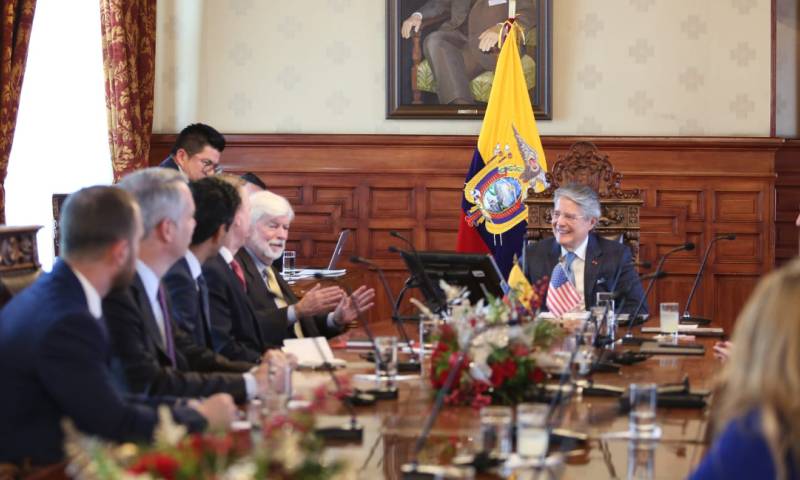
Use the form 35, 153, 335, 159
294, 284, 376, 326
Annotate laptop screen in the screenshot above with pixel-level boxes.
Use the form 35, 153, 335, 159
327, 229, 350, 270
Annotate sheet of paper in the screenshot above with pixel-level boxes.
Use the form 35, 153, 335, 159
282, 337, 346, 368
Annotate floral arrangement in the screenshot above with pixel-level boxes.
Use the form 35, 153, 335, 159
64, 385, 349, 480
425, 277, 565, 407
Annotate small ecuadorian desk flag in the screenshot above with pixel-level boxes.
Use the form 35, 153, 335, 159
455, 20, 548, 278
507, 260, 534, 306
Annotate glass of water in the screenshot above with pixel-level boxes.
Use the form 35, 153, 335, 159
418, 319, 438, 376
629, 383, 657, 437
479, 406, 513, 459
282, 250, 296, 280
374, 336, 398, 390
516, 403, 549, 458
659, 302, 680, 335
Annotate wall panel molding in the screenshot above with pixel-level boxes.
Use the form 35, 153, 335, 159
151, 134, 792, 329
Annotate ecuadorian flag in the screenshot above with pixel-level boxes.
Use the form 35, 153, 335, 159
455, 23, 548, 278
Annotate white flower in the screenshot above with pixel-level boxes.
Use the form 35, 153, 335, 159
223, 461, 257, 480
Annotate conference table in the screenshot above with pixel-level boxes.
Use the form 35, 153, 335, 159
288, 322, 720, 479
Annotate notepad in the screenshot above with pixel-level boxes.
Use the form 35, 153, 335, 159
282, 337, 347, 368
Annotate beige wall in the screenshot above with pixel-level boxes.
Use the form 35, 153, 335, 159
154, 0, 772, 136
776, 0, 799, 137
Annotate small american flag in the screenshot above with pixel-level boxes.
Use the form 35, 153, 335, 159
546, 263, 582, 317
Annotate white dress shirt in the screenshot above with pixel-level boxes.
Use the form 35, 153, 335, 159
184, 250, 203, 288
561, 236, 589, 311
72, 267, 103, 320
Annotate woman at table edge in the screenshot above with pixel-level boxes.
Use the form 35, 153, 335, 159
689, 258, 800, 480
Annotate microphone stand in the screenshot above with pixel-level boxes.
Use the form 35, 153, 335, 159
307, 335, 364, 442
682, 234, 735, 326
313, 273, 398, 400
351, 255, 420, 373
622, 242, 693, 345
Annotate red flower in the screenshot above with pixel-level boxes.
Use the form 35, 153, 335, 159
128, 453, 180, 480
529, 367, 547, 383
511, 343, 530, 358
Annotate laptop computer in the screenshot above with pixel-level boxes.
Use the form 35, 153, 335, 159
289, 229, 350, 279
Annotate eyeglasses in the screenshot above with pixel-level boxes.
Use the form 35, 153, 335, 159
200, 159, 222, 174
551, 210, 587, 222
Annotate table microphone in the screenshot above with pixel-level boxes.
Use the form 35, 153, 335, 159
350, 255, 420, 373
682, 234, 736, 325
622, 242, 694, 345
306, 333, 364, 442
389, 231, 446, 315
313, 272, 399, 400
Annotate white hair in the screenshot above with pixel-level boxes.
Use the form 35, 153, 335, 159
554, 183, 601, 220
249, 190, 294, 225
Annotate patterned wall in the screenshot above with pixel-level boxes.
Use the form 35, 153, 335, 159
153, 0, 772, 137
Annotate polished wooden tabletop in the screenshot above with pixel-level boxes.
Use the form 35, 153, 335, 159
282, 322, 723, 479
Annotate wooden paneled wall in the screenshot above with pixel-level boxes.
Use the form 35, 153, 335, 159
151, 134, 796, 333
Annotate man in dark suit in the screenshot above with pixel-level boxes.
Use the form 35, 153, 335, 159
203, 176, 272, 361
104, 169, 278, 404
159, 123, 225, 180
163, 177, 240, 350
238, 190, 375, 344
0, 186, 235, 468
400, 0, 536, 105
525, 183, 646, 315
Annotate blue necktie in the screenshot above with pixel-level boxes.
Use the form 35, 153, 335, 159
564, 252, 577, 285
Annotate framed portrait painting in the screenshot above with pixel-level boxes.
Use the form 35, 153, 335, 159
387, 0, 552, 120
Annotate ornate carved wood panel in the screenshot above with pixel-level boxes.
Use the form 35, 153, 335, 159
150, 134, 787, 331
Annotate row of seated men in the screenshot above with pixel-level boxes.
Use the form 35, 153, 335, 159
0, 124, 375, 473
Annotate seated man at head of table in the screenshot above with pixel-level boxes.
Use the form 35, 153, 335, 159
525, 183, 646, 315
103, 168, 281, 404
235, 190, 376, 345
0, 186, 236, 470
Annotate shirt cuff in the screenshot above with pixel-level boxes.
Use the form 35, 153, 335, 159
326, 312, 339, 329
412, 11, 422, 19
243, 372, 258, 400
287, 305, 297, 325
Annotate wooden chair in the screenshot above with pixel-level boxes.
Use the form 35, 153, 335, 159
525, 141, 643, 260
0, 225, 42, 308
52, 194, 68, 257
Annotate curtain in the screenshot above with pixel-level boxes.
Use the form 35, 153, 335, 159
100, 0, 156, 182
0, 0, 36, 223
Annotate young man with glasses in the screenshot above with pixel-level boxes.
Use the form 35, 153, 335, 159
160, 123, 225, 180
524, 183, 646, 315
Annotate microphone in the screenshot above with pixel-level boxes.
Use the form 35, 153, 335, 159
682, 234, 735, 325
313, 272, 398, 400
350, 255, 419, 373
389, 231, 446, 315
306, 333, 364, 442
622, 242, 694, 345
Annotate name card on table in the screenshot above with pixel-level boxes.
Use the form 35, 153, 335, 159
283, 337, 347, 369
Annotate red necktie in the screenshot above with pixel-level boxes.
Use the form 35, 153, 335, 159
229, 259, 247, 292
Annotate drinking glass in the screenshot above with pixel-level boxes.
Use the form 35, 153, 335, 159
516, 403, 549, 458
375, 336, 398, 390
629, 383, 657, 437
659, 302, 679, 335
263, 361, 293, 412
282, 250, 296, 279
479, 406, 513, 458
592, 305, 616, 345
627, 439, 656, 479
418, 319, 438, 376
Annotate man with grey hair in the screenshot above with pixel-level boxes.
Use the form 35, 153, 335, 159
235, 190, 375, 344
525, 183, 646, 315
103, 168, 286, 405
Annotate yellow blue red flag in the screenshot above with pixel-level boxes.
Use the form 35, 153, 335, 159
456, 23, 548, 277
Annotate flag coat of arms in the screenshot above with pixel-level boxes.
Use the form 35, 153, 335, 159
455, 22, 547, 278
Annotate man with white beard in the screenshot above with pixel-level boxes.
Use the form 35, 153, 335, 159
235, 191, 375, 345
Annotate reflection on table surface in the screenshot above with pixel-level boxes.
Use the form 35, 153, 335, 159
275, 324, 718, 479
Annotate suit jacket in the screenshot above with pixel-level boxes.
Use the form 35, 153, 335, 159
235, 248, 345, 344
524, 234, 647, 315
103, 273, 250, 403
0, 261, 205, 464
202, 253, 266, 363
159, 155, 179, 170
163, 257, 212, 349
